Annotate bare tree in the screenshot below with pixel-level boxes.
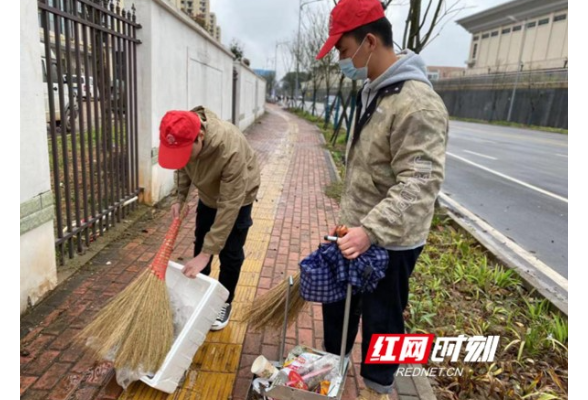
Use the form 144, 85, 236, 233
301, 0, 466, 132
301, 19, 321, 114
264, 72, 276, 97
282, 72, 309, 100
324, 0, 466, 53
277, 40, 295, 104
301, 6, 339, 115
308, 5, 339, 116
400, 0, 466, 52
287, 40, 306, 106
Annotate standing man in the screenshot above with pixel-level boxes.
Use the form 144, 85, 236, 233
316, 0, 448, 399
158, 106, 261, 330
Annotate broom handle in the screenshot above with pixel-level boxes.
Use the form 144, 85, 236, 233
150, 206, 188, 280
279, 275, 294, 365
339, 283, 352, 376
325, 225, 351, 375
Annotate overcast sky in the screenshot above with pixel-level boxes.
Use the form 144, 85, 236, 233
211, 0, 505, 79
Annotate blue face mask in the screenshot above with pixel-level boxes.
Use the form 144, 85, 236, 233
339, 37, 373, 80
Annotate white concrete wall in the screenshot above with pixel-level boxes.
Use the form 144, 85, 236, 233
20, 224, 57, 313
235, 62, 267, 132
21, 0, 51, 203
256, 72, 267, 119
20, 0, 57, 313
136, 0, 235, 204
135, 0, 267, 204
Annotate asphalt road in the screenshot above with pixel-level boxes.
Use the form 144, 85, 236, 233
443, 121, 568, 278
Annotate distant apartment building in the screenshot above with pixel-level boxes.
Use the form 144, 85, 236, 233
426, 66, 466, 80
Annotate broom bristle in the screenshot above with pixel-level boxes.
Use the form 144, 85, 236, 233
75, 270, 174, 372
76, 215, 185, 373
246, 274, 307, 331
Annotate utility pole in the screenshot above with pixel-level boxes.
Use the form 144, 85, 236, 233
507, 16, 528, 122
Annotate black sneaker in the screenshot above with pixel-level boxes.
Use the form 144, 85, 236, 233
211, 303, 231, 331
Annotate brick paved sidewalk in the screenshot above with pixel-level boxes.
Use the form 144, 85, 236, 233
20, 105, 435, 400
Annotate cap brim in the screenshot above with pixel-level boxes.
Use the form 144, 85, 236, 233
158, 143, 193, 170
316, 33, 342, 60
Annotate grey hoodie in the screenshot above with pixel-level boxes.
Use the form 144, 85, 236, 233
360, 49, 432, 116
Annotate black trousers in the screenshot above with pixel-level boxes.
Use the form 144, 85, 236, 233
193, 200, 253, 304
322, 247, 423, 393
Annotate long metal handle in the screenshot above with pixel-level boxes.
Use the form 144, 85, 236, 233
339, 283, 353, 376
279, 275, 294, 365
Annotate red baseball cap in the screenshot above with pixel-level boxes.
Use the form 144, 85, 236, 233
158, 110, 202, 169
316, 0, 385, 60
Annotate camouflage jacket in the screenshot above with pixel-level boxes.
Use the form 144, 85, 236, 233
339, 80, 449, 250
175, 107, 260, 255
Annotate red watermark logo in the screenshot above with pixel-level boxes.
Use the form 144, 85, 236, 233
366, 334, 435, 364
366, 334, 500, 364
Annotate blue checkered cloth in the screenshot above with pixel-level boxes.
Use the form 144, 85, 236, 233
299, 242, 389, 303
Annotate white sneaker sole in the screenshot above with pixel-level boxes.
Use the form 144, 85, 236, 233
211, 312, 231, 331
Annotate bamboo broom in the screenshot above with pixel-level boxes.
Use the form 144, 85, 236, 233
76, 210, 187, 373
246, 226, 348, 331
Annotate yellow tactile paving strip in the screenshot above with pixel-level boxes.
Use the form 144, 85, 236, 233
119, 111, 296, 399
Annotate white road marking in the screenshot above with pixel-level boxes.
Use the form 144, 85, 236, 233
463, 150, 497, 160
556, 153, 568, 158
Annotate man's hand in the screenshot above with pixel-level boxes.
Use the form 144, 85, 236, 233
336, 227, 371, 260
171, 202, 181, 219
171, 202, 191, 220
182, 253, 211, 278
324, 226, 338, 243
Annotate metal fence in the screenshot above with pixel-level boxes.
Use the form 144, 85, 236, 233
433, 68, 568, 129
38, 0, 141, 263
